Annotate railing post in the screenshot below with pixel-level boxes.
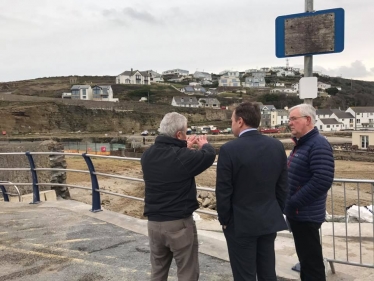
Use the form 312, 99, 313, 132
82, 153, 102, 212
25, 151, 40, 204
0, 185, 9, 202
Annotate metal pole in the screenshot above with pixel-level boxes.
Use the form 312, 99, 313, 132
304, 0, 314, 105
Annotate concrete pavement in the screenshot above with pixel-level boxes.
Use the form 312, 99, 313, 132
1, 200, 373, 281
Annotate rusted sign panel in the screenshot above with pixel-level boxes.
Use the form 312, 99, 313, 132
276, 8, 344, 58
285, 13, 335, 56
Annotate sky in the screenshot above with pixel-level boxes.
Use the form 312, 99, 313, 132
1, 0, 374, 82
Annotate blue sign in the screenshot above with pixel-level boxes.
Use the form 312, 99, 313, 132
276, 8, 344, 58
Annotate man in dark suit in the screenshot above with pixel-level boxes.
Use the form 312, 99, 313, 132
216, 102, 288, 281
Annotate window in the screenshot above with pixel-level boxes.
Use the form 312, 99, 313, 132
327, 125, 330, 128
136, 75, 141, 80
370, 119, 373, 123
357, 119, 361, 124
361, 135, 369, 149
320, 125, 323, 129
350, 119, 353, 123
82, 95, 86, 99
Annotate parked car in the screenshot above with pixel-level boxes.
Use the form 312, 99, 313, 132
141, 130, 149, 136
260, 128, 280, 134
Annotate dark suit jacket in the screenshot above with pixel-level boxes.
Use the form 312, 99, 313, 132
216, 130, 288, 237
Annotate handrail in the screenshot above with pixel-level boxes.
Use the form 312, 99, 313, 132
0, 151, 373, 272
0, 181, 21, 202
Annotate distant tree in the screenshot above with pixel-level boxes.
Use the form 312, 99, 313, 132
326, 87, 339, 96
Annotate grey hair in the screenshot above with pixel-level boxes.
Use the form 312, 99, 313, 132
289, 104, 316, 124
159, 112, 187, 137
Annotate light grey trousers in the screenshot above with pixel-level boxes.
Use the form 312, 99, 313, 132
147, 216, 199, 281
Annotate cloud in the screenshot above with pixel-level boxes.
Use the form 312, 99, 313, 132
315, 61, 374, 79
102, 7, 161, 25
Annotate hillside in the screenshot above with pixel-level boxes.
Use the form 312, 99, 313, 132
2, 75, 374, 109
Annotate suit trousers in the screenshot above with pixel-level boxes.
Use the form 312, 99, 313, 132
223, 224, 277, 281
288, 219, 326, 281
147, 216, 199, 281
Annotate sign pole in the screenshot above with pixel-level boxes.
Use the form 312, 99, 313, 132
304, 0, 314, 105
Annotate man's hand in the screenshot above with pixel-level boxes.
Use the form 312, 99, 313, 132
196, 135, 209, 149
186, 135, 198, 149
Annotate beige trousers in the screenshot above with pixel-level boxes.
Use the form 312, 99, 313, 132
147, 216, 199, 281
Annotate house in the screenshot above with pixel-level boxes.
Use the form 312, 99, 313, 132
260, 105, 276, 127
318, 82, 331, 90
219, 76, 241, 87
315, 118, 344, 132
162, 69, 189, 76
316, 109, 333, 120
145, 70, 163, 83
92, 85, 118, 102
71, 85, 93, 100
271, 67, 285, 72
271, 109, 289, 128
61, 92, 72, 99
260, 67, 270, 72
270, 88, 297, 94
292, 83, 299, 91
194, 71, 212, 81
352, 131, 373, 149
274, 82, 285, 87
198, 98, 220, 109
206, 88, 218, 95
245, 68, 258, 73
243, 72, 266, 88
284, 71, 295, 77
116, 69, 150, 85
171, 96, 199, 108
180, 86, 206, 96
330, 110, 355, 130
346, 107, 374, 130
219, 70, 239, 77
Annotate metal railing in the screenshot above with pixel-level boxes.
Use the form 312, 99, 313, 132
0, 151, 373, 271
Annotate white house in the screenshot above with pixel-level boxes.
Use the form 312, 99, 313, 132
270, 88, 297, 94
274, 82, 285, 87
198, 98, 220, 109
92, 85, 118, 102
260, 67, 270, 72
346, 107, 374, 130
330, 110, 355, 130
162, 69, 189, 76
245, 68, 258, 73
316, 109, 333, 120
270, 109, 288, 128
219, 70, 240, 77
180, 86, 206, 95
271, 66, 285, 72
61, 92, 72, 99
145, 70, 163, 83
292, 83, 299, 91
219, 76, 241, 87
71, 85, 93, 100
116, 69, 150, 85
194, 71, 212, 81
284, 71, 295, 77
318, 82, 331, 90
243, 72, 266, 88
171, 96, 199, 108
315, 118, 344, 132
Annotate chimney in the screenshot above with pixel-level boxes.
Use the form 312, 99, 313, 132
131, 68, 133, 75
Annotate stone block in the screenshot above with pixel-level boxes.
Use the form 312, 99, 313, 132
41, 190, 57, 201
